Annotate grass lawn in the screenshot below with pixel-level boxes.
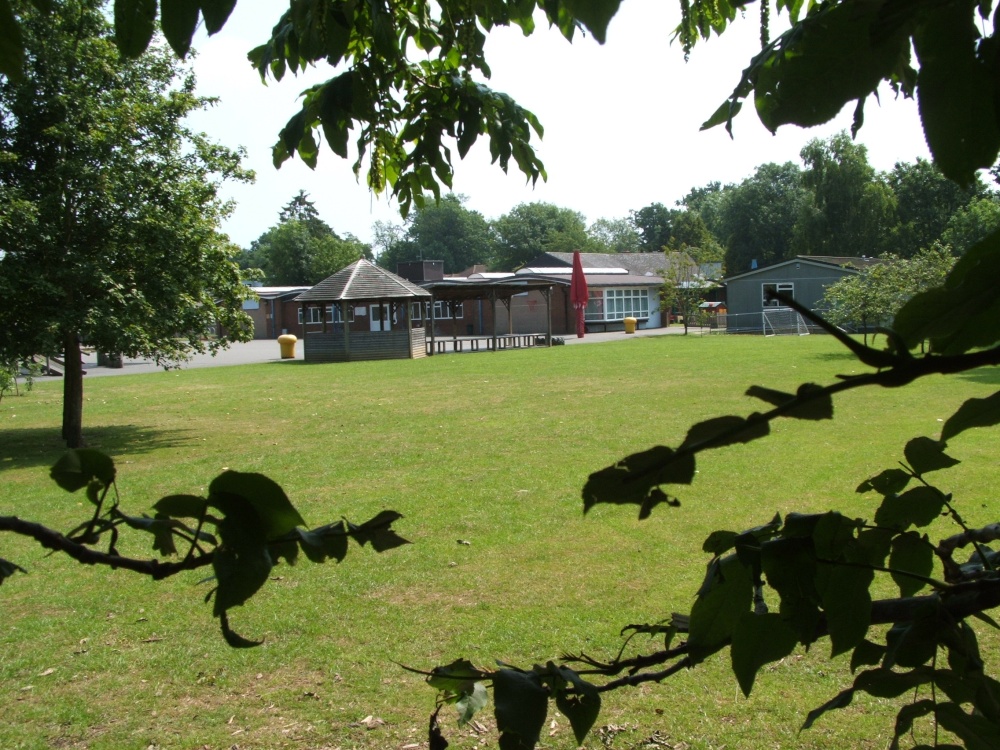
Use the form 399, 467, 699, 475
2, 333, 998, 750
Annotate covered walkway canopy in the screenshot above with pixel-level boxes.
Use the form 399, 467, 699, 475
419, 274, 566, 353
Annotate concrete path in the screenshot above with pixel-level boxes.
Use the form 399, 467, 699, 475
40, 325, 701, 379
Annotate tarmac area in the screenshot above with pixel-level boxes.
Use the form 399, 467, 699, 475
41, 325, 692, 379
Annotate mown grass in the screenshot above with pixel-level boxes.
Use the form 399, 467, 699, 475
1, 334, 998, 750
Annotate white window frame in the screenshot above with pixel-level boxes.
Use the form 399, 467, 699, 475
586, 288, 650, 321
326, 305, 355, 323
298, 306, 323, 324
432, 300, 464, 319
762, 282, 794, 308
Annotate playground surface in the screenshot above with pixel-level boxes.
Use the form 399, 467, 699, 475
43, 325, 690, 379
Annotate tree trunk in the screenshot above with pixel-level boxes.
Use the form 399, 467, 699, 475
62, 330, 84, 448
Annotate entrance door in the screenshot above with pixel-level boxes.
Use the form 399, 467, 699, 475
369, 303, 392, 331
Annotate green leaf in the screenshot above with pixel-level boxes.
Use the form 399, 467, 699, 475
211, 504, 272, 616
856, 468, 911, 496
0, 557, 27, 584
941, 391, 1000, 442
113, 0, 157, 58
492, 669, 548, 750
730, 612, 798, 696
935, 702, 1000, 750
582, 445, 694, 516
455, 681, 488, 726
117, 513, 179, 556
817, 564, 872, 657
153, 494, 208, 519
874, 486, 946, 530
889, 532, 933, 597
50, 450, 116, 493
913, 3, 1000, 186
553, 667, 601, 744
904, 437, 959, 475
293, 523, 349, 563
760, 536, 820, 643
894, 228, 1000, 354
426, 658, 489, 693
752, 2, 909, 133
688, 554, 753, 662
560, 0, 622, 44
159, 0, 199, 57
885, 601, 941, 669
0, 0, 25, 82
199, 0, 236, 34
208, 471, 305, 540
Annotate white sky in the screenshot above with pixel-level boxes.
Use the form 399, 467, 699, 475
185, 0, 932, 249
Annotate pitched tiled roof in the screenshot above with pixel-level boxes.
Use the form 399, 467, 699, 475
296, 259, 431, 302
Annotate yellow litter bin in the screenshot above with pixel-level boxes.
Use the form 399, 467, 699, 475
277, 334, 297, 359
624, 317, 637, 334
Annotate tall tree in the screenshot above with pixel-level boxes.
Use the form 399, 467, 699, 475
716, 162, 810, 274
883, 159, 982, 257
794, 132, 896, 256
0, 0, 254, 448
939, 196, 1000, 256
629, 202, 676, 253
587, 217, 642, 254
663, 210, 724, 262
244, 193, 369, 284
389, 193, 492, 274
490, 202, 590, 270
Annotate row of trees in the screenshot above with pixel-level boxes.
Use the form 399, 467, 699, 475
297, 135, 1000, 280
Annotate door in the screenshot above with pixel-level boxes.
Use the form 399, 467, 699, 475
369, 303, 392, 331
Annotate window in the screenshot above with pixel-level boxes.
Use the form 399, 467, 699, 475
432, 300, 464, 319
411, 302, 423, 321
586, 288, 650, 321
298, 306, 323, 324
762, 282, 794, 307
326, 305, 355, 323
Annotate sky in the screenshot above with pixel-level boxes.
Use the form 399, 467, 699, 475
185, 0, 932, 249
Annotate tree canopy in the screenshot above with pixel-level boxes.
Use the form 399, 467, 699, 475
0, 0, 254, 448
376, 193, 493, 274
490, 201, 591, 269
242, 192, 371, 284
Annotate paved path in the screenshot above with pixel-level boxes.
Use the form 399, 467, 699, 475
43, 325, 699, 379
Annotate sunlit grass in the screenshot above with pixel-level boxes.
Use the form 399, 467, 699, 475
2, 334, 997, 749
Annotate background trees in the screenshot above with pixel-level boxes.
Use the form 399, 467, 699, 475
489, 201, 591, 269
242, 192, 370, 284
716, 161, 811, 274
0, 0, 254, 448
375, 193, 493, 274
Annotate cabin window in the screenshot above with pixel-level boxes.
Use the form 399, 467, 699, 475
298, 307, 323, 324
326, 305, 355, 323
762, 282, 794, 307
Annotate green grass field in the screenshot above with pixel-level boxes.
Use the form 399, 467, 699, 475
2, 334, 998, 750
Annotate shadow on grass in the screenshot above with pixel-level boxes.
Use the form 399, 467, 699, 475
957, 367, 1000, 385
0, 424, 191, 471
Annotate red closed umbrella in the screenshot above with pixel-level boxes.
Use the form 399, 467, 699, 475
570, 250, 589, 338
